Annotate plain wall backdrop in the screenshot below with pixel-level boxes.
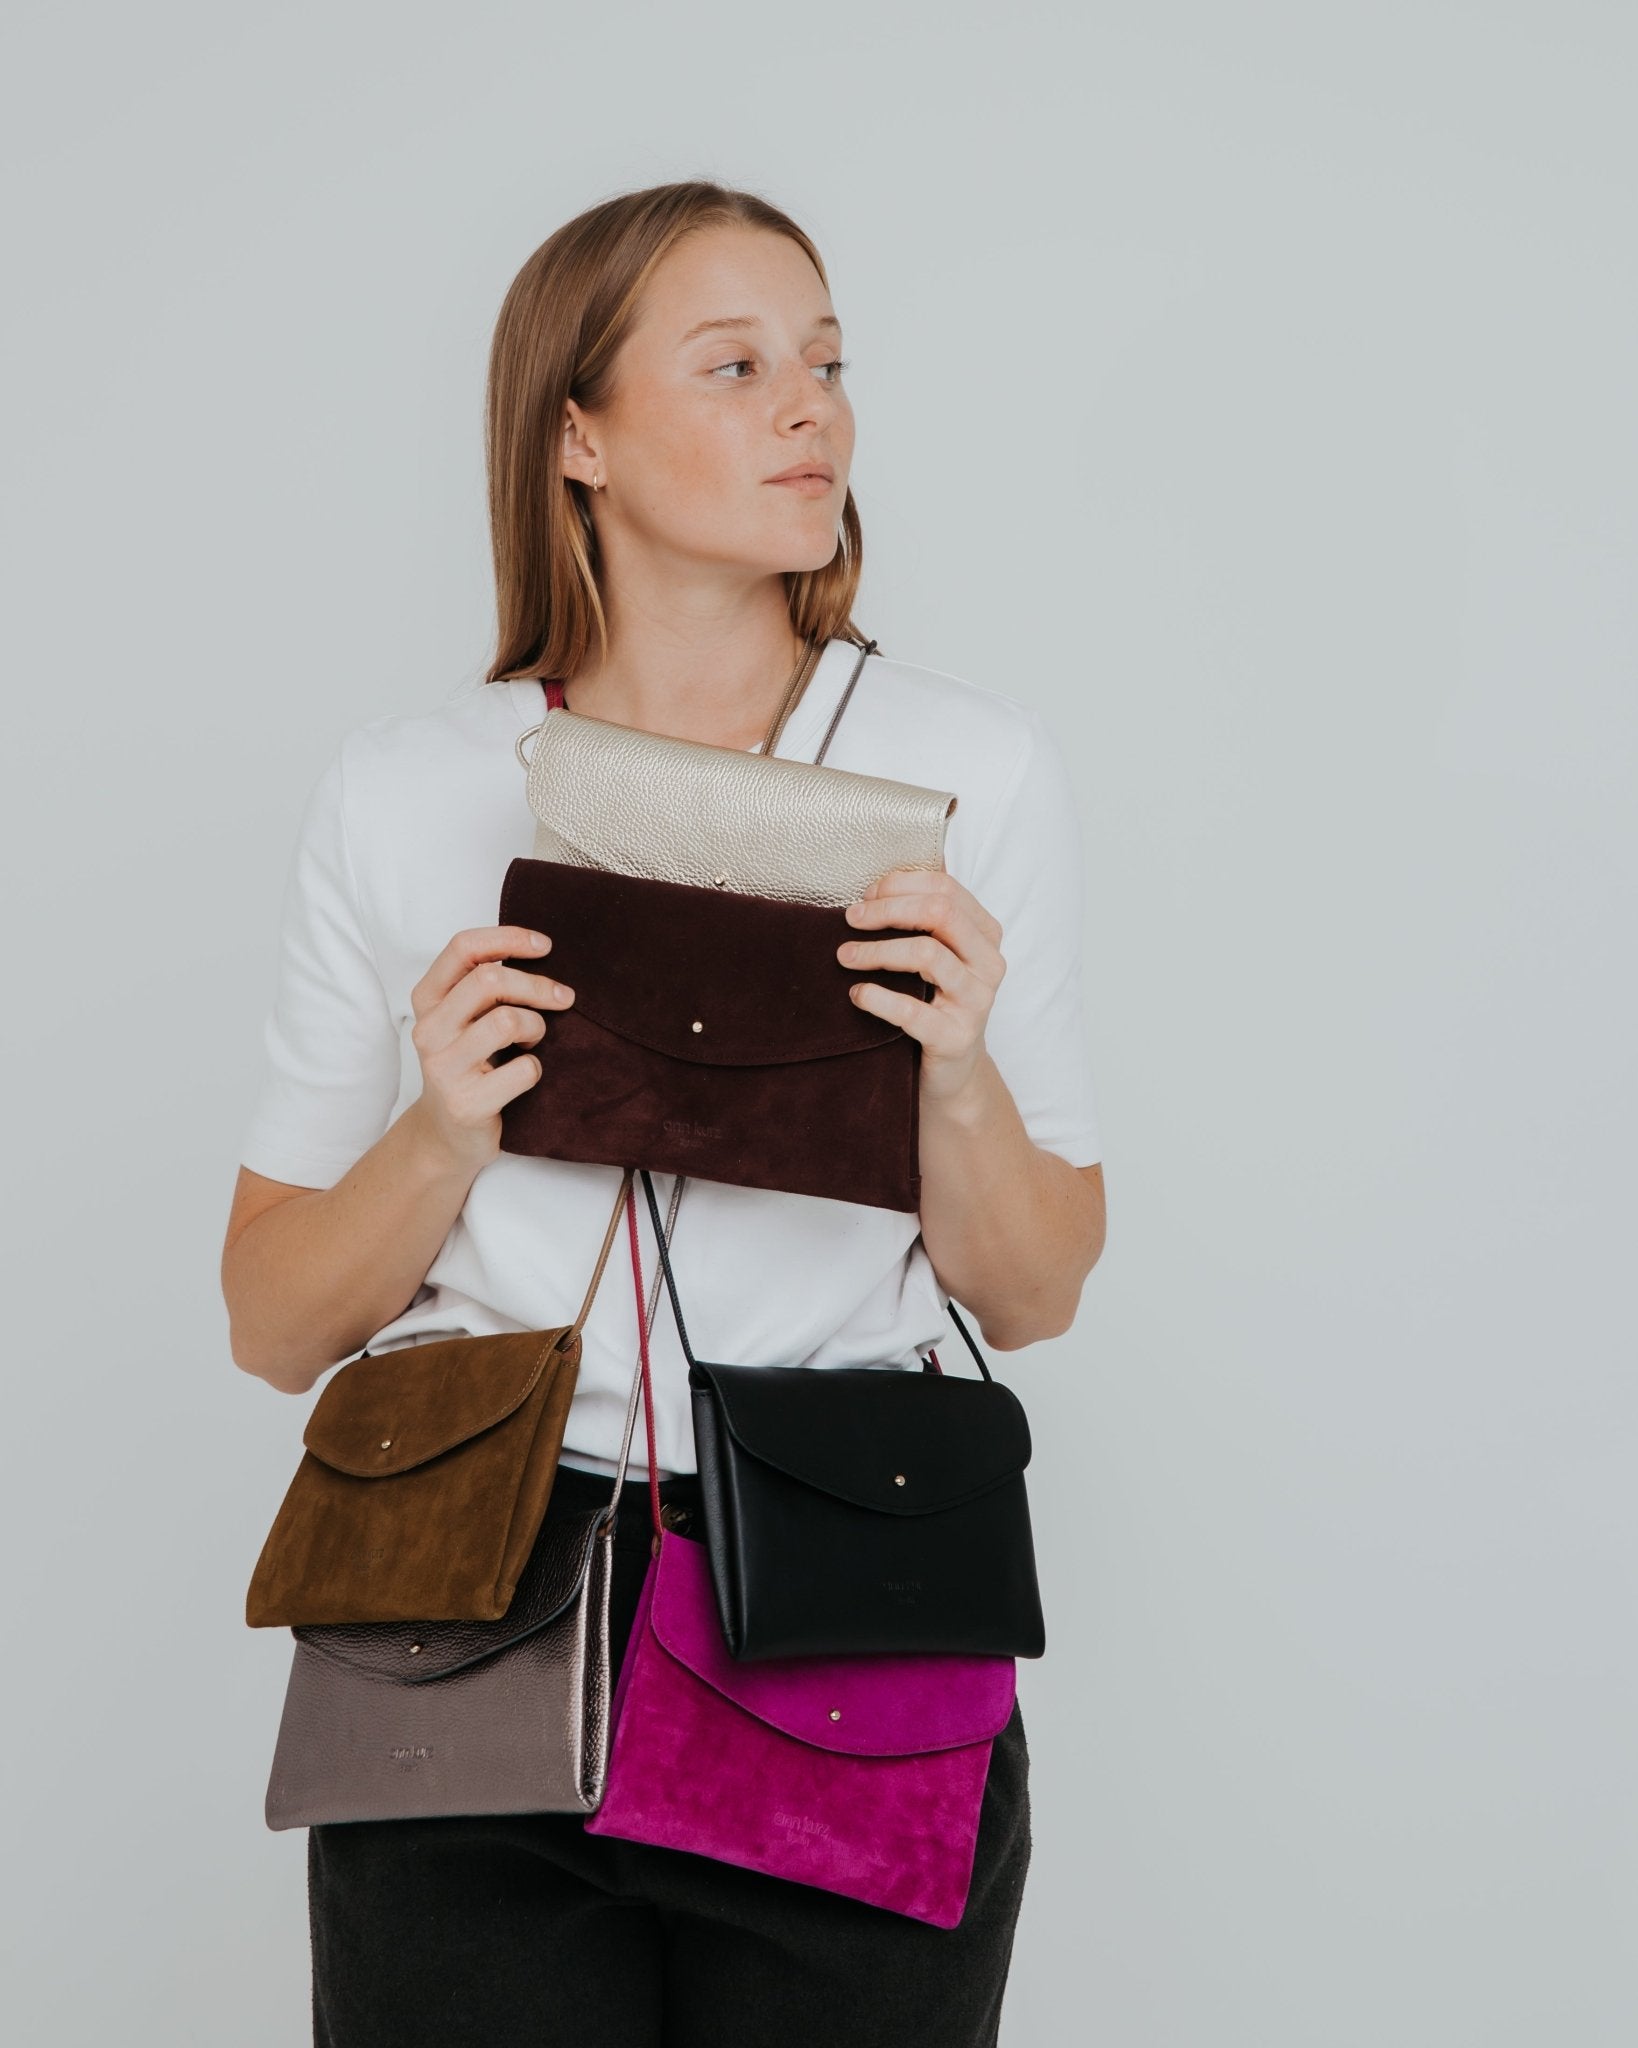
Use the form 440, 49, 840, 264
3, 3, 1633, 2042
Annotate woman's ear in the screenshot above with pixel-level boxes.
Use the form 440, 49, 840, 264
561, 399, 603, 491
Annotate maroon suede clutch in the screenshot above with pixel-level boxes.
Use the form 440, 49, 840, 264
494, 857, 931, 1211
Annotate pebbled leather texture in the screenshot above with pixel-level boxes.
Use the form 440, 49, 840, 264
264, 1508, 616, 1829
522, 707, 957, 907
584, 1530, 1007, 1928
494, 858, 930, 1210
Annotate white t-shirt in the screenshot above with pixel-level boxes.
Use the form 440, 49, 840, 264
238, 636, 1102, 1478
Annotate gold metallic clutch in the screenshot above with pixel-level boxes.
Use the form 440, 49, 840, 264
512, 640, 957, 906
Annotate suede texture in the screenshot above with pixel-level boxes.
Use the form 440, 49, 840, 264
645, 1523, 1017, 1751
245, 1329, 583, 1629
493, 857, 930, 1211
584, 1530, 1013, 1930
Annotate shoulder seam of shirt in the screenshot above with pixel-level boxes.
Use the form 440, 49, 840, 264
333, 735, 389, 985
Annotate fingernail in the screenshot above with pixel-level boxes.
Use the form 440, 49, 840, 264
529, 931, 549, 947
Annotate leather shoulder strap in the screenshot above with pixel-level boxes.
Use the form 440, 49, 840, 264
764, 632, 879, 763
758, 634, 825, 755
564, 1167, 636, 1344
811, 638, 878, 766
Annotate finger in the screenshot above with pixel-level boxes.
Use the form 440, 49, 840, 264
857, 866, 940, 900
474, 1047, 544, 1111
437, 1043, 544, 1126
848, 880, 1001, 946
852, 902, 1003, 957
415, 959, 574, 1059
412, 926, 552, 1018
420, 1001, 545, 1089
466, 1002, 550, 1070
838, 932, 970, 999
847, 976, 966, 1053
841, 913, 1002, 993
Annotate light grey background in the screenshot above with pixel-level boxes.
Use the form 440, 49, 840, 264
3, 4, 1632, 2042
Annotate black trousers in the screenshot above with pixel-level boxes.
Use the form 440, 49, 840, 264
307, 1463, 1033, 2046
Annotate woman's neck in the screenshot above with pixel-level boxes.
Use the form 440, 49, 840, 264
561, 600, 811, 750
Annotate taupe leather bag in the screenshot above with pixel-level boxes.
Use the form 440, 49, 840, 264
245, 1169, 633, 1628
263, 1173, 686, 1829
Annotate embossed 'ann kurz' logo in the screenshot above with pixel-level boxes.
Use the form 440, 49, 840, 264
662, 1118, 723, 1141
773, 1811, 831, 1837
389, 1744, 434, 1766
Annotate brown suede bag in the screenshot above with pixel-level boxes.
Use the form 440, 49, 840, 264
244, 1168, 633, 1629
492, 859, 932, 1211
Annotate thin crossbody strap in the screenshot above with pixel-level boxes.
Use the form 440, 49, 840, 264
811, 637, 877, 766
563, 1166, 637, 1342
637, 1168, 994, 1385
757, 633, 825, 754
602, 1171, 684, 1520
763, 633, 878, 765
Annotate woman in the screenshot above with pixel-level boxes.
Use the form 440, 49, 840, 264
223, 180, 1106, 2048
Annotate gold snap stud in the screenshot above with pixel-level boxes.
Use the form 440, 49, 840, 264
408, 1642, 422, 1655
380, 1439, 393, 1450
829, 1709, 842, 1721
691, 1020, 704, 1033
713, 871, 728, 887
894, 1473, 906, 1486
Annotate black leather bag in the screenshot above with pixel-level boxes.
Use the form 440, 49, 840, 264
638, 1170, 1045, 1662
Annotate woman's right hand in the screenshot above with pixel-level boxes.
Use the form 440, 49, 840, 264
405, 925, 574, 1174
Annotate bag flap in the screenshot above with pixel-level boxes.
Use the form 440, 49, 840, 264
302, 1329, 577, 1478
694, 1362, 1031, 1514
291, 1508, 609, 1682
499, 858, 930, 1068
647, 1531, 1016, 1755
525, 707, 957, 903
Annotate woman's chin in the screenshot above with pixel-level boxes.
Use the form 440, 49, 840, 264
782, 542, 844, 575
667, 511, 843, 579
765, 523, 846, 576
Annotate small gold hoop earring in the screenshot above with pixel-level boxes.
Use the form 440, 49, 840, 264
591, 470, 603, 492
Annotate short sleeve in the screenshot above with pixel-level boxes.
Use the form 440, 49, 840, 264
967, 710, 1103, 1167
238, 743, 403, 1188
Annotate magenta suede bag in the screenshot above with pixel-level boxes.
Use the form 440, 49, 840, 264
585, 1527, 1016, 1927
583, 1193, 1018, 1930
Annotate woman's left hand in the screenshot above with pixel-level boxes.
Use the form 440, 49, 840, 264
838, 868, 1005, 1105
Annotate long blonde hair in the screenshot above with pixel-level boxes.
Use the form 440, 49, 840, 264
484, 181, 867, 685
